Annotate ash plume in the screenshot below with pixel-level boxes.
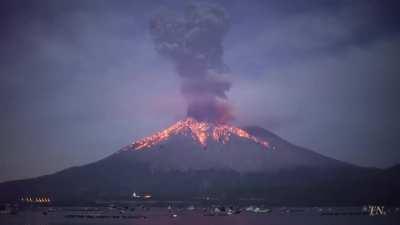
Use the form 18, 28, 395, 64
149, 3, 232, 123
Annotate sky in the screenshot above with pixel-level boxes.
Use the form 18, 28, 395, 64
0, 0, 399, 182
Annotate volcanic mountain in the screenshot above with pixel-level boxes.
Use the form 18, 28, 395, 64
0, 118, 399, 205
119, 117, 352, 172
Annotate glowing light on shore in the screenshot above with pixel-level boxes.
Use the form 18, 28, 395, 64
21, 196, 51, 203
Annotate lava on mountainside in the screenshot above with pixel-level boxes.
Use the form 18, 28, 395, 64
126, 118, 269, 150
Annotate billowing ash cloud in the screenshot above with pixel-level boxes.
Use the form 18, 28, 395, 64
150, 3, 232, 123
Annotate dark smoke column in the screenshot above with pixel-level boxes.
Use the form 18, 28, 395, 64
150, 3, 232, 123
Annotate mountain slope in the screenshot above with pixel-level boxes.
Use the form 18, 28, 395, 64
0, 119, 398, 205
117, 118, 354, 172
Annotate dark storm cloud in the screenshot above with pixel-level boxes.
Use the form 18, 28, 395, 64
226, 0, 400, 167
149, 2, 233, 123
0, 0, 399, 182
223, 0, 400, 73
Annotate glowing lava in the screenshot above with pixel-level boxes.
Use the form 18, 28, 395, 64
128, 118, 269, 150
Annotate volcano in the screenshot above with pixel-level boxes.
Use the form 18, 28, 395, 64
130, 118, 269, 150
0, 118, 399, 205
118, 118, 351, 172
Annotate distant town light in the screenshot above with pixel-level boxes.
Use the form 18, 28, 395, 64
20, 196, 51, 203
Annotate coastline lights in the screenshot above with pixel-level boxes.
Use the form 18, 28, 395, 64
21, 196, 51, 203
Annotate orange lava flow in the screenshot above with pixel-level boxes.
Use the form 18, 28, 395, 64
130, 118, 269, 150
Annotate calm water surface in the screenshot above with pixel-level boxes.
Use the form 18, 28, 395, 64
1, 207, 399, 225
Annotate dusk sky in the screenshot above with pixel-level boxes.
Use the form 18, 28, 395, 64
1, 0, 399, 182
